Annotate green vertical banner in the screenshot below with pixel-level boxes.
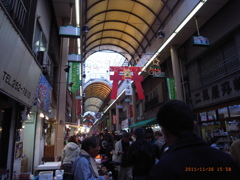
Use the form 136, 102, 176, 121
166, 78, 177, 100
68, 62, 80, 93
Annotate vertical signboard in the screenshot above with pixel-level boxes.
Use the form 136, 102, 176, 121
68, 62, 80, 93
125, 79, 132, 96
121, 119, 129, 129
34, 74, 52, 112
166, 78, 177, 100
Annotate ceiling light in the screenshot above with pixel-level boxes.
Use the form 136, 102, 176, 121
157, 30, 164, 38
82, 24, 89, 34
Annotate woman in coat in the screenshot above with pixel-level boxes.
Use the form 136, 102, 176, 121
62, 136, 80, 164
61, 136, 80, 179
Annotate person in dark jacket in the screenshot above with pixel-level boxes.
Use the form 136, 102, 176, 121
102, 128, 114, 149
128, 127, 155, 180
148, 100, 240, 180
99, 141, 113, 171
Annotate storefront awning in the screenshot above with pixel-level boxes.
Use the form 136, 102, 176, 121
129, 118, 158, 128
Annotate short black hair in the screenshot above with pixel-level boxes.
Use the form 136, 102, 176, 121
134, 127, 145, 139
154, 131, 163, 137
122, 132, 130, 138
157, 100, 194, 137
81, 136, 99, 151
102, 141, 108, 147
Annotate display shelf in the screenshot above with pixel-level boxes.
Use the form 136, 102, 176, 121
214, 134, 231, 153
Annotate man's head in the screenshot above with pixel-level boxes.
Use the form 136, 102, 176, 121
122, 132, 130, 143
157, 100, 194, 139
102, 141, 108, 149
134, 127, 145, 139
103, 128, 108, 134
68, 136, 78, 144
154, 131, 163, 140
81, 136, 100, 157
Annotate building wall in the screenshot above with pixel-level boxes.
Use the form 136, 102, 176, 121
0, 0, 62, 178
141, 76, 166, 120
183, 0, 240, 110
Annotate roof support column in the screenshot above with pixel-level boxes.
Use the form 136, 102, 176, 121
55, 37, 69, 157
131, 84, 137, 126
109, 108, 113, 131
71, 92, 76, 123
115, 104, 120, 131
170, 44, 183, 100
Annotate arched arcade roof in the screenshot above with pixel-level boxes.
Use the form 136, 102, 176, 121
83, 78, 112, 112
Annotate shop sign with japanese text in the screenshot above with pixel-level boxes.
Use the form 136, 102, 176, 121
191, 73, 240, 109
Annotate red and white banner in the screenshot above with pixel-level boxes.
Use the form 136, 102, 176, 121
110, 66, 144, 99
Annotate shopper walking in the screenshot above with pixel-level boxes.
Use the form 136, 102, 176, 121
102, 128, 114, 149
62, 136, 80, 164
61, 136, 80, 180
148, 100, 240, 180
114, 132, 132, 180
72, 136, 110, 180
153, 131, 166, 158
128, 127, 155, 180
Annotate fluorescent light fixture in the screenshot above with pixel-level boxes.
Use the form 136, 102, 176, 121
75, 1, 81, 56
75, 0, 80, 26
140, 0, 207, 74
175, 0, 206, 33
77, 38, 81, 54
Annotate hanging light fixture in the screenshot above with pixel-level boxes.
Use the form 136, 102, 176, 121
157, 30, 164, 38
82, 24, 89, 34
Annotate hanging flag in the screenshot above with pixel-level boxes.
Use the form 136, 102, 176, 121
125, 79, 132, 95
113, 115, 117, 125
34, 74, 52, 112
167, 78, 177, 100
68, 62, 80, 93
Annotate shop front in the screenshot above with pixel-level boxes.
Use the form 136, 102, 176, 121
0, 8, 42, 178
197, 102, 240, 154
192, 72, 240, 154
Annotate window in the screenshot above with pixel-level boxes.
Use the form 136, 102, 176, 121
218, 107, 229, 119
229, 105, 240, 118
207, 110, 217, 121
199, 39, 239, 86
200, 112, 207, 121
152, 88, 158, 98
33, 21, 47, 54
144, 88, 159, 110
137, 102, 143, 116
145, 95, 149, 101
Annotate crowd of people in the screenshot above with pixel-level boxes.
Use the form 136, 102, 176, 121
60, 100, 240, 180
